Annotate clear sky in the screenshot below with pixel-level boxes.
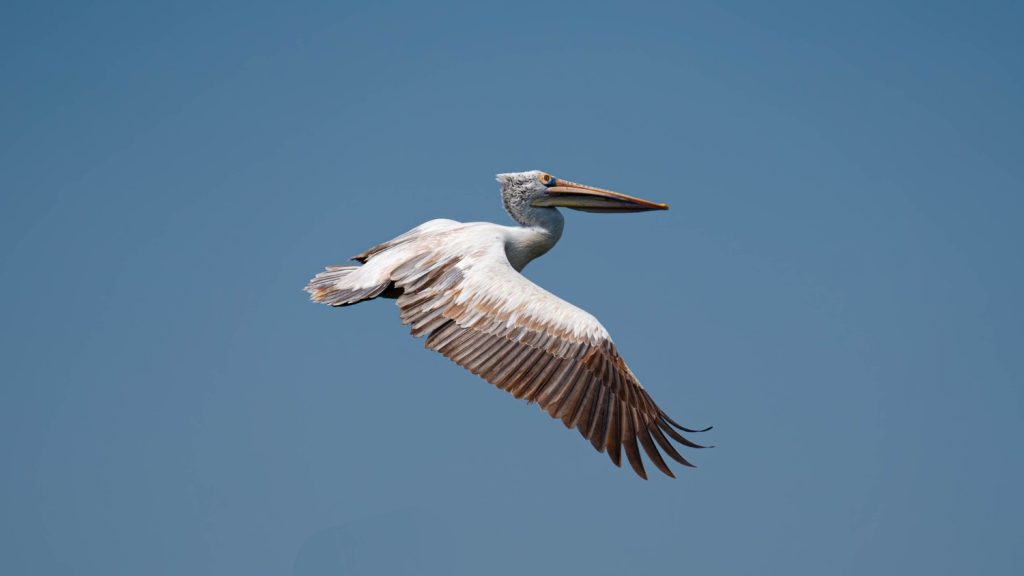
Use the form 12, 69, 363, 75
2, 1, 1022, 574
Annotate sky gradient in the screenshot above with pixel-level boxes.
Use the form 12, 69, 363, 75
2, 1, 1022, 574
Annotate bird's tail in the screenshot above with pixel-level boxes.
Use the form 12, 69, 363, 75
304, 265, 390, 307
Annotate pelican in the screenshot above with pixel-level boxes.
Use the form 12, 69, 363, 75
305, 170, 710, 478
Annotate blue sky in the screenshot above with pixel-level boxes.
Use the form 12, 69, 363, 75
2, 1, 1022, 574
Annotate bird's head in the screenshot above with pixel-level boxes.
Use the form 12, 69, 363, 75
496, 170, 668, 215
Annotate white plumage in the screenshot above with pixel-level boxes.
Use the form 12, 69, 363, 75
305, 170, 709, 479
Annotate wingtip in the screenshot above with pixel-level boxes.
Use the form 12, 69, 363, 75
658, 411, 713, 434
608, 449, 622, 468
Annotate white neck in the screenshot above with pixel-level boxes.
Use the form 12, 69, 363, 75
503, 206, 564, 271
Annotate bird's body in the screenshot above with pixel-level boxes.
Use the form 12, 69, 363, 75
306, 171, 709, 478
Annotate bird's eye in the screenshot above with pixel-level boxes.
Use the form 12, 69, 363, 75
539, 173, 554, 186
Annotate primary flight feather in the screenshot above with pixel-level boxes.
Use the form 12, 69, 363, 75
305, 170, 710, 479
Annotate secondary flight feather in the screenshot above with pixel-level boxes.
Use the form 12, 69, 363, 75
305, 170, 710, 479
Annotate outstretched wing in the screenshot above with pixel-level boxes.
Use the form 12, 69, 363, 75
390, 228, 709, 479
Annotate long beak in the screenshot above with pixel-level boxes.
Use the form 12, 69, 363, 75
531, 178, 669, 213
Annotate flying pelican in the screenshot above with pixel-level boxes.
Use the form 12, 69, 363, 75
305, 170, 710, 479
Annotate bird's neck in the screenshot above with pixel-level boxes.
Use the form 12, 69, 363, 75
504, 206, 564, 271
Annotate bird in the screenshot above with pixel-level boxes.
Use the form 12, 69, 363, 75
305, 170, 710, 479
